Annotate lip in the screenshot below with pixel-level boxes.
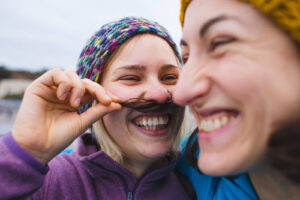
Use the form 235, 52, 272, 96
134, 124, 170, 136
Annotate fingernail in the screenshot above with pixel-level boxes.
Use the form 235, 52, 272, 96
112, 94, 120, 100
74, 98, 81, 107
61, 93, 67, 100
104, 94, 111, 101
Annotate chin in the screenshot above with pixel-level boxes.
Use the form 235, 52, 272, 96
197, 153, 251, 177
145, 147, 172, 160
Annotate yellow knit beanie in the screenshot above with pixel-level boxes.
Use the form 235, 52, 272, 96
179, 0, 300, 44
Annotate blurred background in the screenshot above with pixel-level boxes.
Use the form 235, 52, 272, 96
0, 0, 182, 135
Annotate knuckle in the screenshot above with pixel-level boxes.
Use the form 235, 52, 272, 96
64, 69, 75, 73
52, 67, 62, 73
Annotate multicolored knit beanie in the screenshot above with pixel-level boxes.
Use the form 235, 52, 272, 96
77, 16, 180, 82
179, 0, 300, 44
76, 16, 181, 112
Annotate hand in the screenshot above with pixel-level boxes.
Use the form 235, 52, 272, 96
12, 68, 121, 164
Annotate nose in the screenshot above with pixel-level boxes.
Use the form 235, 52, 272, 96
143, 79, 171, 103
174, 61, 211, 106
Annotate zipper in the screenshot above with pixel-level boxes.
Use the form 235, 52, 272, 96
127, 191, 133, 200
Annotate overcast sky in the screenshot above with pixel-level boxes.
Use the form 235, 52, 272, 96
0, 0, 182, 71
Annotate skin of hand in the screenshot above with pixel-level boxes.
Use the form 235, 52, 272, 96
12, 68, 121, 164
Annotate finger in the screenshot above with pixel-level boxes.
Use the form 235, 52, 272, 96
38, 68, 73, 101
82, 79, 112, 105
106, 90, 121, 103
80, 93, 94, 106
79, 102, 122, 128
57, 83, 71, 101
65, 70, 85, 108
79, 85, 120, 107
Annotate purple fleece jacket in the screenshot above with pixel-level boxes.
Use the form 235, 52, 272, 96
0, 133, 195, 200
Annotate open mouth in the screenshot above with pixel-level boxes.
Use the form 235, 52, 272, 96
132, 114, 170, 131
199, 110, 238, 134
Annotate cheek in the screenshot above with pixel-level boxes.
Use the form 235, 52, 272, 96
102, 110, 127, 134
220, 56, 300, 129
167, 85, 177, 96
104, 85, 139, 101
215, 60, 266, 102
102, 113, 117, 133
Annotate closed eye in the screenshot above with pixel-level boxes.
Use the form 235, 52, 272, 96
209, 36, 236, 52
119, 76, 140, 81
181, 55, 189, 65
161, 74, 178, 84
162, 74, 177, 80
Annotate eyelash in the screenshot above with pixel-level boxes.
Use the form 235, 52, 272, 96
181, 36, 236, 64
119, 76, 140, 81
119, 74, 178, 83
209, 36, 236, 52
162, 74, 178, 81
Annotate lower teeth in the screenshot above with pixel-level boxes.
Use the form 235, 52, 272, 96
139, 124, 166, 130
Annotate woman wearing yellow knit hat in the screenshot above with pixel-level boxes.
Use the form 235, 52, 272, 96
175, 0, 300, 199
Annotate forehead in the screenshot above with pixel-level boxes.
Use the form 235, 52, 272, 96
105, 34, 179, 72
183, 0, 268, 38
185, 0, 258, 28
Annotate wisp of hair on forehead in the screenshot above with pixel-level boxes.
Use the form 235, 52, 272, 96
120, 98, 182, 113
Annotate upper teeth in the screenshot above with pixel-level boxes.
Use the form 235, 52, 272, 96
135, 116, 168, 127
199, 115, 235, 133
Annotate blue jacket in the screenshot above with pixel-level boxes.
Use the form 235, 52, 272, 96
177, 138, 259, 200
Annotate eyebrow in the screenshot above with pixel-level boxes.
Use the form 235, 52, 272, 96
180, 15, 233, 46
160, 64, 179, 71
113, 64, 178, 74
200, 15, 230, 37
113, 65, 146, 73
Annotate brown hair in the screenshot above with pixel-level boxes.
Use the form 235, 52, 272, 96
267, 120, 300, 183
184, 128, 199, 169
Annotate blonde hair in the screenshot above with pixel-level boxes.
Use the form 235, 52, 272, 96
92, 109, 192, 163
92, 119, 123, 162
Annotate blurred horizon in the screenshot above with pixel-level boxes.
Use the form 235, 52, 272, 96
0, 0, 182, 72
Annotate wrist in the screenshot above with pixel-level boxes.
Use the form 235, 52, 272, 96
12, 132, 51, 164
3, 133, 49, 174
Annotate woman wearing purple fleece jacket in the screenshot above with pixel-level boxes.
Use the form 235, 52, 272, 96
0, 17, 195, 200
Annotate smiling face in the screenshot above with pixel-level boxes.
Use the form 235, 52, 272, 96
174, 0, 300, 175
101, 34, 183, 168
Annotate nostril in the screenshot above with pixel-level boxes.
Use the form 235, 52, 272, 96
167, 90, 172, 100
144, 87, 171, 103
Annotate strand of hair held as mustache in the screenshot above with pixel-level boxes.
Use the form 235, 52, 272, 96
119, 98, 182, 113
